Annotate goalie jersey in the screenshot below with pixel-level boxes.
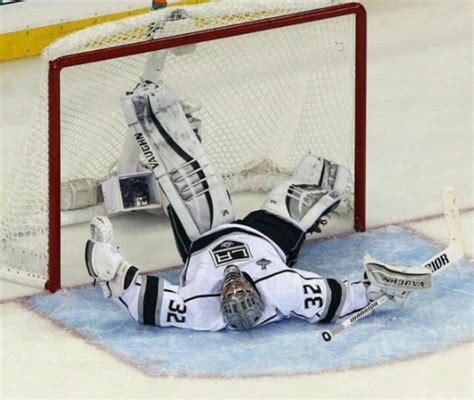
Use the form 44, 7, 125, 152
120, 224, 369, 331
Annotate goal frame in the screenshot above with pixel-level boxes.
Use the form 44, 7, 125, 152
46, 2, 367, 292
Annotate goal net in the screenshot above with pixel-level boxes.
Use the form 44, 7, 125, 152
0, 0, 366, 291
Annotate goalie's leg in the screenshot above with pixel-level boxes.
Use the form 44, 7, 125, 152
244, 154, 350, 265
121, 82, 235, 258
261, 154, 350, 233
85, 216, 140, 298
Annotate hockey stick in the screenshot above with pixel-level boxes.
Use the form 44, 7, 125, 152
321, 187, 465, 342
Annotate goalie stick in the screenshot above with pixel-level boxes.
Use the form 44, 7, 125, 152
321, 187, 465, 342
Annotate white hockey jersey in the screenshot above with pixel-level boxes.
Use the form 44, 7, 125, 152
121, 224, 369, 331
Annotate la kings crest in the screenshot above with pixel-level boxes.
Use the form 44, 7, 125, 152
211, 240, 252, 267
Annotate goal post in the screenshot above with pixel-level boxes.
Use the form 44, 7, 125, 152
1, 1, 367, 292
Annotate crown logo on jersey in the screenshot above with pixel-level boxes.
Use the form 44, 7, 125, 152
256, 258, 272, 270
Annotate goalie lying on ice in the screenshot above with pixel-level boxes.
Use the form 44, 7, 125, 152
85, 198, 432, 331
85, 162, 433, 332
84, 78, 433, 331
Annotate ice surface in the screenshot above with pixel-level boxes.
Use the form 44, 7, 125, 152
27, 227, 474, 377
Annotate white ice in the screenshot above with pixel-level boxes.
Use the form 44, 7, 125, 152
1, 1, 473, 398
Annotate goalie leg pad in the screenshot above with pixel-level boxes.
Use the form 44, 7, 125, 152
260, 154, 349, 233
264, 183, 342, 233
121, 83, 235, 241
260, 182, 342, 233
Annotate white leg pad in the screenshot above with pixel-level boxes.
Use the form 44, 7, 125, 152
261, 181, 343, 232
261, 154, 350, 232
121, 82, 234, 240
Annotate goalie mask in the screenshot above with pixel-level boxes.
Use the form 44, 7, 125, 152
221, 265, 264, 331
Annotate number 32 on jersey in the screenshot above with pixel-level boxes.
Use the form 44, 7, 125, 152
303, 282, 324, 310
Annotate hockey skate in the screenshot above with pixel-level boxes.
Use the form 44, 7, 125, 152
85, 216, 139, 298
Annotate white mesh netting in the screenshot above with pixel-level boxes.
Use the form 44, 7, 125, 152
0, 0, 358, 286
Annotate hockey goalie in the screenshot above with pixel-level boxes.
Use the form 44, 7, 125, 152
84, 48, 434, 331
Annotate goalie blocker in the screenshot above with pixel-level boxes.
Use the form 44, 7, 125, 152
364, 256, 432, 306
322, 187, 465, 341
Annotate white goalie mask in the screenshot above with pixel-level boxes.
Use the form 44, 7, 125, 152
221, 265, 264, 331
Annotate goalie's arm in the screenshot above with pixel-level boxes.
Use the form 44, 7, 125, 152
254, 267, 369, 324
321, 187, 465, 341
119, 275, 227, 331
321, 247, 456, 342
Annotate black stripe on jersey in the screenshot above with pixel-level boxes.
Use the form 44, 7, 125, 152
118, 297, 128, 309
296, 272, 324, 281
255, 312, 279, 327
118, 296, 138, 320
254, 269, 322, 284
143, 276, 160, 325
164, 289, 176, 293
183, 293, 221, 303
291, 311, 321, 320
147, 98, 214, 226
254, 269, 295, 283
320, 279, 343, 323
124, 266, 139, 291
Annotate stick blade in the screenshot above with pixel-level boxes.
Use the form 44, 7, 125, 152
442, 187, 464, 255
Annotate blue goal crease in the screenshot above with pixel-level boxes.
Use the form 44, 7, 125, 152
27, 226, 474, 377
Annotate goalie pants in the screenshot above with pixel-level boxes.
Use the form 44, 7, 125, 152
169, 208, 306, 267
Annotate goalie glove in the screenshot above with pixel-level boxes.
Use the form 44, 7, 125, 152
363, 255, 433, 307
